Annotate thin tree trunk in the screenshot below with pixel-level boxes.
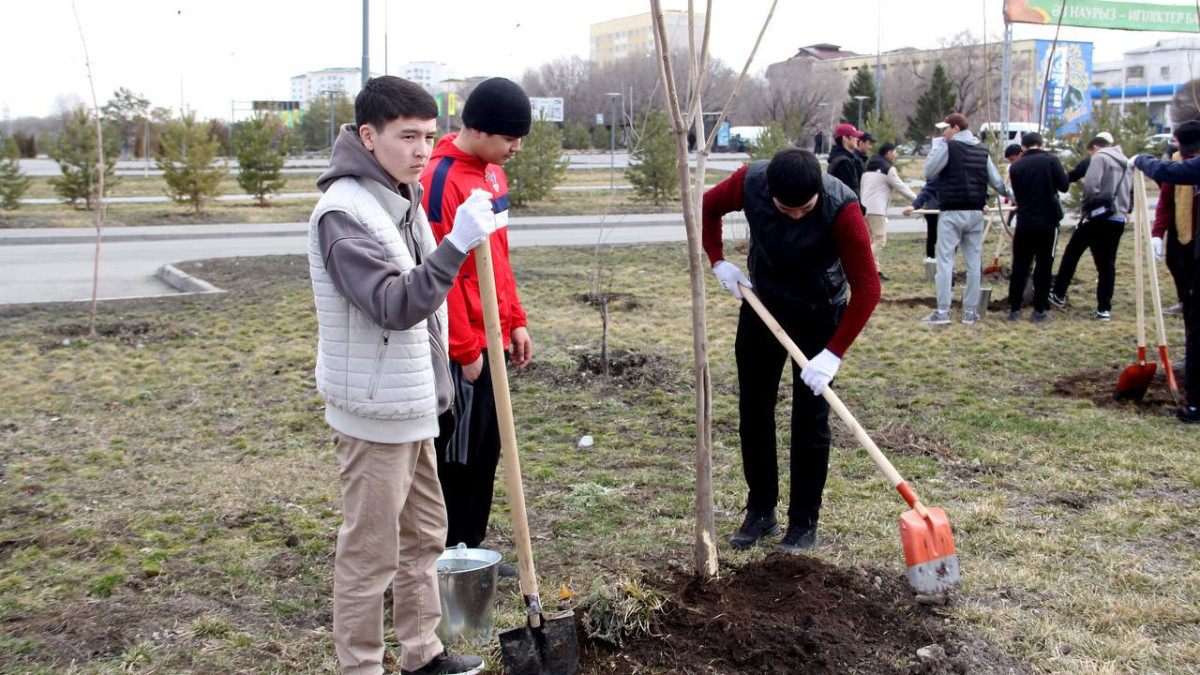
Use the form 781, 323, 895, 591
72, 1, 104, 339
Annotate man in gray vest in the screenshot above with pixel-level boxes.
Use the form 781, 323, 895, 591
920, 113, 1014, 325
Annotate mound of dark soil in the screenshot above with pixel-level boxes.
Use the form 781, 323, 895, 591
1052, 366, 1181, 412
579, 554, 1029, 675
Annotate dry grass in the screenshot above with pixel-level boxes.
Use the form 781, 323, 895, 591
0, 231, 1196, 673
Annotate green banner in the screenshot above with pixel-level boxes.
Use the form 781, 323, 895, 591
1005, 0, 1199, 32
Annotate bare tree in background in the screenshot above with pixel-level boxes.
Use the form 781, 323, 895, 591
71, 1, 105, 338
648, 0, 777, 579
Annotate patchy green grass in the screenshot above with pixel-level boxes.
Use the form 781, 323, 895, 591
0, 233, 1196, 673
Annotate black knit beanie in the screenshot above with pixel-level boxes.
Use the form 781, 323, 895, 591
1174, 119, 1200, 155
461, 77, 532, 137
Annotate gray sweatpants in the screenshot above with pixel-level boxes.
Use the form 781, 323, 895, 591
935, 209, 985, 313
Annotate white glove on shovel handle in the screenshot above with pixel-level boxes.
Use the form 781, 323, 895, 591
801, 348, 841, 396
712, 260, 751, 299
445, 189, 498, 253
1151, 237, 1164, 262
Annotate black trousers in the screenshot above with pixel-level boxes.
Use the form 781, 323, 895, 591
1165, 232, 1195, 310
925, 214, 939, 258
1187, 253, 1200, 406
1052, 218, 1126, 312
435, 351, 502, 549
735, 299, 842, 527
1008, 227, 1058, 313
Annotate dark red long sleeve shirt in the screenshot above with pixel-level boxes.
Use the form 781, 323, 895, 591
702, 165, 880, 357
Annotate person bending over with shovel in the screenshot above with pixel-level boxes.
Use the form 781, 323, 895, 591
703, 148, 881, 552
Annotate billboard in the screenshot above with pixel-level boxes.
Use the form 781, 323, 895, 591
530, 97, 565, 122
1036, 40, 1094, 133
1005, 0, 1199, 32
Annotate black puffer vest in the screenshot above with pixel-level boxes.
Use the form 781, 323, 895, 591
939, 140, 989, 210
743, 162, 853, 309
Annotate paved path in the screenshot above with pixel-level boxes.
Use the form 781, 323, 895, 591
0, 208, 921, 306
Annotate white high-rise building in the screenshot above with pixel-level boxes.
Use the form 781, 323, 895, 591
290, 68, 367, 108
400, 62, 456, 94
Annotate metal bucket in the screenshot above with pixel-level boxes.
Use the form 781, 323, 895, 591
975, 287, 992, 320
435, 543, 501, 647
924, 260, 937, 282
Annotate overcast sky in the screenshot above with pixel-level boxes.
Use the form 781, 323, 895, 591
3, 0, 1197, 122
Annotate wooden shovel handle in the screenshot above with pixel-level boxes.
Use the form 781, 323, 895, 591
1135, 170, 1183, 401
475, 237, 542, 627
1132, 169, 1148, 358
739, 285, 930, 518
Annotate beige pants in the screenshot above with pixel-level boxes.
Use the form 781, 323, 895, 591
866, 214, 888, 270
332, 432, 447, 675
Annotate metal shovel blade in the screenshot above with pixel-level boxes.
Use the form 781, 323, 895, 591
1115, 362, 1157, 402
899, 506, 962, 594
498, 610, 579, 675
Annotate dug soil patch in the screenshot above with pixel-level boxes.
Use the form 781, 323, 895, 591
1052, 366, 1181, 412
579, 554, 1029, 674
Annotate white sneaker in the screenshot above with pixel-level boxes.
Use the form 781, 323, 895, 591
921, 310, 951, 325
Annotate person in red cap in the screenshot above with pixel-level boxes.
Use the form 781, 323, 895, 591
827, 123, 866, 201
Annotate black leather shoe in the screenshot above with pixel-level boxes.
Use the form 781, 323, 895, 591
400, 651, 483, 675
1178, 406, 1200, 424
729, 510, 780, 550
775, 523, 817, 553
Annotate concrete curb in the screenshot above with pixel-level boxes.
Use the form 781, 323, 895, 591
155, 264, 223, 296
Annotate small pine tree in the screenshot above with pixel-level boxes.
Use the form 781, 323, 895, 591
0, 138, 31, 213
864, 110, 904, 146
562, 121, 591, 150
235, 113, 287, 206
842, 66, 876, 126
626, 110, 678, 205
505, 115, 569, 207
592, 124, 613, 150
906, 64, 957, 143
156, 111, 227, 215
748, 122, 789, 162
48, 105, 120, 210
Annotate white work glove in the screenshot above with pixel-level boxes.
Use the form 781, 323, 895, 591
800, 349, 841, 396
712, 260, 751, 299
1151, 236, 1164, 262
1128, 154, 1143, 170
444, 189, 496, 254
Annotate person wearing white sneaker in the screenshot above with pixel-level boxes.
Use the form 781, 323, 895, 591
703, 148, 880, 551
920, 113, 1015, 325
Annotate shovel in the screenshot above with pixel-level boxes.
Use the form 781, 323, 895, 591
739, 285, 961, 594
1115, 170, 1157, 401
983, 199, 1009, 275
473, 234, 579, 675
1136, 170, 1184, 405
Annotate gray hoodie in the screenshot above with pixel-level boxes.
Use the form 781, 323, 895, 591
316, 124, 468, 417
1081, 145, 1132, 219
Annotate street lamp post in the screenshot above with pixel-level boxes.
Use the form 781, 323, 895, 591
816, 102, 828, 153
607, 92, 621, 191
854, 95, 868, 129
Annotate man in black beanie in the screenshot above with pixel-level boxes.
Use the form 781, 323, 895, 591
419, 78, 534, 565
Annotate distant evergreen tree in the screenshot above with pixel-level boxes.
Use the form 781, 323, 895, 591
906, 64, 956, 143
562, 121, 591, 150
235, 114, 287, 206
626, 110, 678, 205
48, 105, 120, 210
841, 66, 876, 126
505, 115, 569, 207
0, 137, 31, 214
748, 122, 789, 162
156, 111, 227, 215
591, 123, 613, 150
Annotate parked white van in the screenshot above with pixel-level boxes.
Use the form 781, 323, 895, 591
977, 122, 1042, 144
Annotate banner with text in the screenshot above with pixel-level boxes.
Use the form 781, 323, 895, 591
1005, 0, 1199, 32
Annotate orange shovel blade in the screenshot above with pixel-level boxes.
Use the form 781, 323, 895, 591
1115, 362, 1156, 402
899, 506, 961, 593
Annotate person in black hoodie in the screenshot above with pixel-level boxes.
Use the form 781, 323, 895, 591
1006, 132, 1069, 322
827, 123, 866, 200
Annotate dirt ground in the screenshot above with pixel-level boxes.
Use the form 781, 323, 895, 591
578, 554, 1030, 675
1052, 366, 1183, 412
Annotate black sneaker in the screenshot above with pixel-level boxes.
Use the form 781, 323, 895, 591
729, 510, 780, 550
1030, 310, 1052, 324
774, 523, 817, 553
1048, 292, 1068, 309
1179, 406, 1200, 424
878, 271, 890, 281
1094, 310, 1111, 321
400, 651, 483, 675
1006, 310, 1022, 321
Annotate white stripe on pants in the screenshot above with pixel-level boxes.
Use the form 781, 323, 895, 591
935, 209, 985, 313
332, 432, 447, 674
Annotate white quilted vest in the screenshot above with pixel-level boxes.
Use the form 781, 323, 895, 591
307, 177, 449, 442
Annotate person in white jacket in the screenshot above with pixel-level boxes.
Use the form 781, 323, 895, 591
860, 143, 917, 280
